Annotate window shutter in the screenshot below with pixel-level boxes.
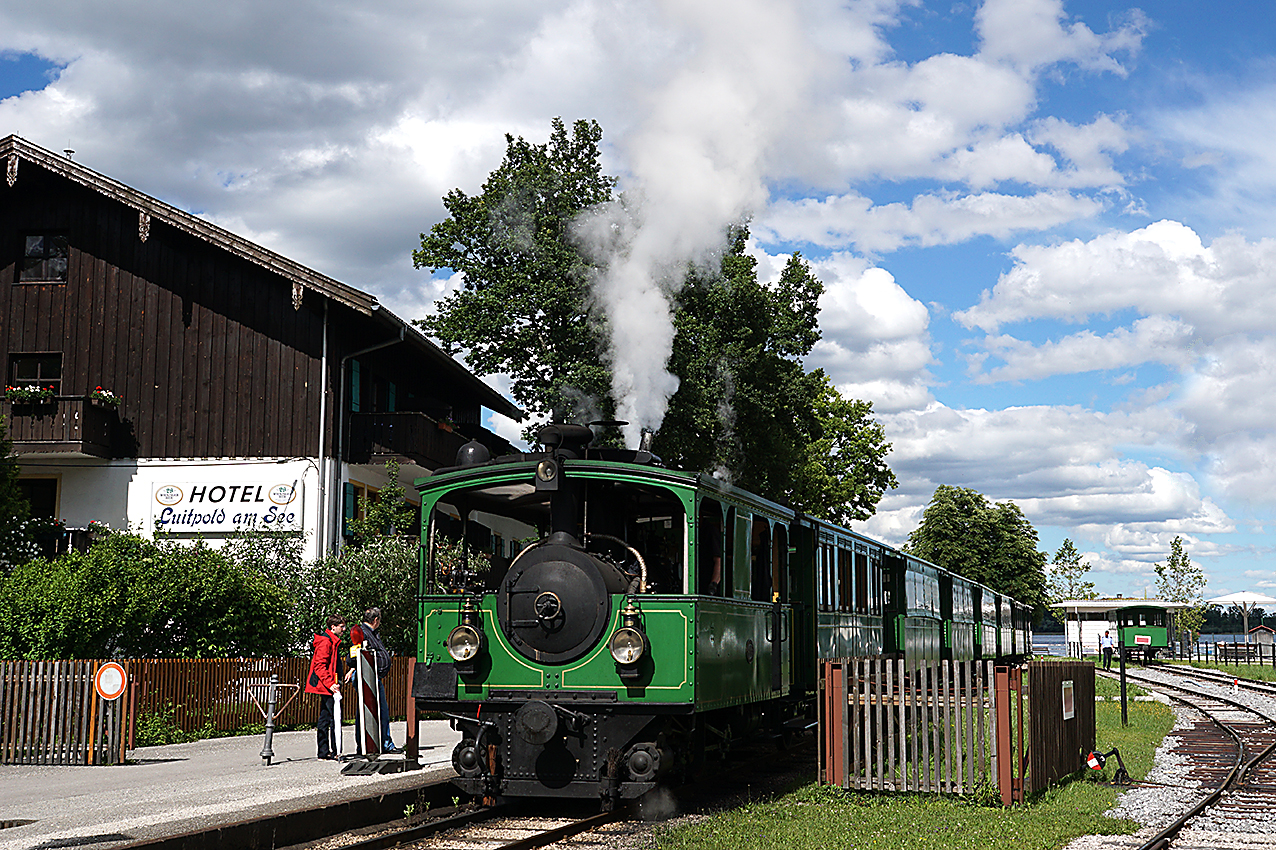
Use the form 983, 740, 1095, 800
343, 482, 355, 537
388, 382, 397, 412
351, 360, 361, 413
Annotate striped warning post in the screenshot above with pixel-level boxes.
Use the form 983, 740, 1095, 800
355, 646, 381, 757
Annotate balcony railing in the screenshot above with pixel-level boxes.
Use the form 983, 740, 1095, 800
348, 411, 470, 469
2, 396, 115, 457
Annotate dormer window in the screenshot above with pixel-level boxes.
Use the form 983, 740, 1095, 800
20, 234, 69, 282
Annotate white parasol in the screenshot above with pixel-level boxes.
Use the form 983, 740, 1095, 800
1207, 591, 1276, 642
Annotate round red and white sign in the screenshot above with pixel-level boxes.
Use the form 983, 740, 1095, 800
94, 662, 127, 701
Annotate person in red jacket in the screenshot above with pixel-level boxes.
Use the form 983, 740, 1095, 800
305, 614, 346, 760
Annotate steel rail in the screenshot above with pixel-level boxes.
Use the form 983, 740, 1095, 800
1113, 669, 1276, 850
313, 805, 507, 850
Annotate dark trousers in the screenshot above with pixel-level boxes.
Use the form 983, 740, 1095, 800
378, 679, 393, 749
317, 694, 336, 758
1102, 648, 1113, 669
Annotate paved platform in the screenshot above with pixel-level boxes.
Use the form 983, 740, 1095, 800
0, 720, 463, 850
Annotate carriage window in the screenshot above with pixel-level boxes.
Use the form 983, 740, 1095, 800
699, 500, 724, 595
837, 546, 853, 611
751, 518, 771, 602
426, 477, 687, 594
870, 550, 883, 615
772, 525, 787, 602
820, 541, 836, 612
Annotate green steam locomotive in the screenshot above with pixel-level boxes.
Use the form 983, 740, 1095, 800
410, 424, 1031, 807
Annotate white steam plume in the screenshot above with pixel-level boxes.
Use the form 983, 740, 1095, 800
573, 0, 829, 447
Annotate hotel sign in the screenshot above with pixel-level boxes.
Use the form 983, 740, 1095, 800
152, 481, 303, 532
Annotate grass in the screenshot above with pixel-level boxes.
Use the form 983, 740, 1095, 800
652, 698, 1175, 850
1176, 660, 1276, 683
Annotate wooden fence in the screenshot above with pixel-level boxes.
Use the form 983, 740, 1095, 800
819, 657, 1095, 804
0, 656, 414, 765
1, 660, 131, 765
127, 657, 414, 734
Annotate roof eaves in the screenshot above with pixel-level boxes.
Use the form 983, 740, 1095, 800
369, 302, 524, 422
1, 134, 376, 315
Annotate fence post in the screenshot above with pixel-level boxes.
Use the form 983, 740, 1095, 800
994, 666, 1010, 805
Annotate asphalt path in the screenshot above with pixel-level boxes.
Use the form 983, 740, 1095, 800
0, 720, 462, 850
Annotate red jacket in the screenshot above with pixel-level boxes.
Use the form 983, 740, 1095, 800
305, 629, 342, 695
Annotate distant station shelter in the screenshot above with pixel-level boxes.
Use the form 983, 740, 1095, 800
1050, 599, 1191, 660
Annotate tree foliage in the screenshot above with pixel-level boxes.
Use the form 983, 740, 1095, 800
904, 485, 1047, 607
1046, 538, 1096, 603
415, 119, 897, 520
1155, 535, 1206, 637
789, 375, 898, 524
654, 230, 825, 500
412, 117, 617, 429
0, 531, 292, 659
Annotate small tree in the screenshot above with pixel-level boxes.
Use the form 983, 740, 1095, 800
346, 459, 416, 546
0, 414, 34, 575
1155, 535, 1206, 638
1046, 538, 1096, 603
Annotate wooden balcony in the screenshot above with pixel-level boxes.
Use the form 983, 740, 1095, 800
348, 411, 470, 469
2, 396, 116, 457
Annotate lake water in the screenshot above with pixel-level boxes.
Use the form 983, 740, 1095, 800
1033, 632, 1253, 656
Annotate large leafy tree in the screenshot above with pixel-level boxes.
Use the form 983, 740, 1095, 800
904, 485, 1047, 607
789, 375, 898, 524
1046, 538, 1096, 603
1155, 535, 1206, 638
412, 117, 617, 428
414, 119, 896, 519
655, 229, 820, 498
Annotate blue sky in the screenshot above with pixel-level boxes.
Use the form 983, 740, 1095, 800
4, 0, 1275, 600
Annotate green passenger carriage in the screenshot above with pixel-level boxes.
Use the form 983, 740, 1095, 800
1112, 604, 1170, 660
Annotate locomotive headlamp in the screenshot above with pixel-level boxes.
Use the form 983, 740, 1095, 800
535, 458, 560, 491
448, 595, 486, 672
610, 599, 648, 672
609, 627, 646, 664
447, 624, 483, 662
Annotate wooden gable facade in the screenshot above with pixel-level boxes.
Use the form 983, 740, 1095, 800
1, 134, 519, 557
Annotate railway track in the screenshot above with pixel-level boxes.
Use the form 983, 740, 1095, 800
1102, 666, 1276, 848
294, 803, 627, 850
286, 734, 816, 850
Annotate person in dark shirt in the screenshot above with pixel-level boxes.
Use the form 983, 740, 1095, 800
354, 607, 396, 753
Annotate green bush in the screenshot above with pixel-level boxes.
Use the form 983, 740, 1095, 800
0, 530, 293, 659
